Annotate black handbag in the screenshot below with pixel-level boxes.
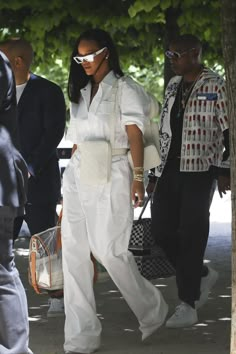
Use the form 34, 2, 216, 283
129, 194, 175, 280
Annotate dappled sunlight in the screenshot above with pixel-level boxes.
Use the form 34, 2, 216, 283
98, 288, 126, 301
108, 290, 119, 293
219, 295, 231, 298
203, 259, 211, 264
155, 283, 168, 287
205, 320, 216, 323
123, 328, 135, 332
183, 315, 230, 330
28, 315, 47, 323
15, 248, 29, 256
28, 317, 41, 322
97, 313, 105, 320
184, 326, 198, 331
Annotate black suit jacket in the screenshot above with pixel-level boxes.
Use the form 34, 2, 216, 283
0, 51, 28, 211
17, 73, 66, 205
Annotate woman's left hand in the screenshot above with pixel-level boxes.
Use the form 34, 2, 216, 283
132, 180, 145, 208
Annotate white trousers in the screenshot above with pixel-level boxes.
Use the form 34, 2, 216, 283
62, 153, 167, 354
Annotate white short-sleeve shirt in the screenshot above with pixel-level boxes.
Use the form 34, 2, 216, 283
66, 71, 153, 149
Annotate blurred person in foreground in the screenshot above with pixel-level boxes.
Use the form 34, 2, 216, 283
0, 49, 32, 354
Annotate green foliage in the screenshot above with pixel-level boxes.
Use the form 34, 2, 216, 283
0, 0, 224, 104
176, 0, 222, 65
127, 60, 164, 104
129, 0, 160, 17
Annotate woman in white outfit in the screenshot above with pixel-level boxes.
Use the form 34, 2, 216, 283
62, 28, 168, 354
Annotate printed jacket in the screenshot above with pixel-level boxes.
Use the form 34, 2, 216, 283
157, 68, 229, 176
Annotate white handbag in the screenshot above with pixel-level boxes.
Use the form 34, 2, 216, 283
128, 144, 161, 171
79, 140, 112, 185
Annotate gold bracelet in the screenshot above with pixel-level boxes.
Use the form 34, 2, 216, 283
133, 167, 144, 172
133, 173, 144, 179
133, 176, 144, 182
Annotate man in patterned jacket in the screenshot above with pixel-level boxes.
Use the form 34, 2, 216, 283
151, 34, 230, 328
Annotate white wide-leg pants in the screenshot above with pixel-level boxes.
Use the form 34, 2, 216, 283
62, 153, 167, 354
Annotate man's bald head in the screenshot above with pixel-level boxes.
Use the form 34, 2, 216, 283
0, 38, 33, 69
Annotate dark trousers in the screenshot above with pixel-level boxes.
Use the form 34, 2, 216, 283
151, 159, 215, 306
13, 202, 57, 240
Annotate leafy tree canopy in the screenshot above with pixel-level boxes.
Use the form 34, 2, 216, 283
0, 0, 223, 102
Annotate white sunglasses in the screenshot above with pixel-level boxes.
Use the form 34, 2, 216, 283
73, 47, 107, 64
165, 48, 195, 59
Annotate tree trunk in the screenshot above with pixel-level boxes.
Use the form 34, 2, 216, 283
163, 7, 181, 90
221, 1, 236, 353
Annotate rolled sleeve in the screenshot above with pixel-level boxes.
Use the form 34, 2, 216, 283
216, 81, 229, 132
119, 77, 151, 134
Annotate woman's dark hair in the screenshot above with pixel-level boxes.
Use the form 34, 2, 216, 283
68, 28, 124, 103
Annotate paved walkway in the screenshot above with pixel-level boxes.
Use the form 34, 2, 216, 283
15, 192, 232, 354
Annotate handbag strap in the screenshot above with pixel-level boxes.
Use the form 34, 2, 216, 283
110, 79, 120, 147
138, 193, 152, 220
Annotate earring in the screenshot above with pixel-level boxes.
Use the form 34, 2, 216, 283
105, 56, 109, 59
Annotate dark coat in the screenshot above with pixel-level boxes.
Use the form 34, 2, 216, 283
17, 73, 66, 205
0, 51, 28, 210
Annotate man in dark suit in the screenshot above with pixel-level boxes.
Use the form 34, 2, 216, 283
0, 38, 66, 237
0, 38, 66, 317
0, 50, 32, 353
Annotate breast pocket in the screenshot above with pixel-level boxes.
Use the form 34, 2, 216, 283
96, 101, 114, 115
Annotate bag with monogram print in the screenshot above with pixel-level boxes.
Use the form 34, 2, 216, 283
129, 194, 175, 280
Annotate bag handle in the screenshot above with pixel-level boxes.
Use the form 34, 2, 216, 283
56, 208, 62, 252
110, 79, 119, 147
138, 193, 152, 220
29, 238, 43, 294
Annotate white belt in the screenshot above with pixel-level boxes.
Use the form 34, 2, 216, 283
76, 145, 128, 156
112, 148, 128, 156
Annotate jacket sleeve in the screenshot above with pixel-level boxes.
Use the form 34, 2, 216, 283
27, 83, 66, 177
215, 80, 230, 172
0, 57, 8, 109
0, 52, 19, 148
218, 129, 230, 177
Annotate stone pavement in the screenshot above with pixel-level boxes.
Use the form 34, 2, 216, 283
14, 192, 232, 354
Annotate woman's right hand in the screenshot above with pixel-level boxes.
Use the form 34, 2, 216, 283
132, 180, 145, 208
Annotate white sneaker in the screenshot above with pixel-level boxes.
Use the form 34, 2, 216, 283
195, 267, 218, 309
47, 297, 65, 318
166, 302, 198, 328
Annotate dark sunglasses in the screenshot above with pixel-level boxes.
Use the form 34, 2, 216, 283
165, 48, 195, 59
